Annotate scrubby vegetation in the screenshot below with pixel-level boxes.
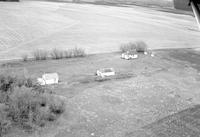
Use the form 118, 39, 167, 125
0, 74, 65, 136
120, 41, 148, 53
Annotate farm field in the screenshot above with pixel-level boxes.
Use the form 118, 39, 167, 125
1, 49, 200, 137
0, 1, 200, 60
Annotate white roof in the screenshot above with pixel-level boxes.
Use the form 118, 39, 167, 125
99, 68, 115, 73
42, 73, 58, 80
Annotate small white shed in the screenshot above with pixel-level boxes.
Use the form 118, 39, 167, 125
37, 73, 59, 85
96, 68, 115, 78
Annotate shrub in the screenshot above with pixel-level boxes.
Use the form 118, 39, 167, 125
63, 49, 73, 58
8, 87, 40, 124
0, 75, 17, 92
120, 41, 148, 53
120, 42, 137, 53
0, 107, 11, 137
0, 75, 35, 93
0, 75, 37, 104
50, 49, 64, 60
63, 48, 86, 58
72, 47, 86, 57
16, 77, 35, 88
48, 96, 65, 115
7, 87, 64, 129
0, 75, 17, 103
135, 41, 148, 52
33, 50, 48, 60
21, 54, 28, 62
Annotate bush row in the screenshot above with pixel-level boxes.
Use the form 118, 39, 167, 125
22, 47, 86, 61
120, 41, 148, 53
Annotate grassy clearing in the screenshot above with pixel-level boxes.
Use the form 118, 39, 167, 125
120, 41, 148, 53
0, 74, 65, 136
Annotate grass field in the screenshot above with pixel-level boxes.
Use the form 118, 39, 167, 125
1, 49, 200, 137
0, 1, 200, 60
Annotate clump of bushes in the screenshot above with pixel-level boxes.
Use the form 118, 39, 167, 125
21, 54, 28, 62
135, 41, 148, 53
0, 75, 34, 94
120, 41, 148, 53
0, 75, 65, 135
63, 49, 73, 58
8, 87, 65, 129
50, 47, 86, 60
72, 47, 86, 57
120, 42, 137, 53
33, 50, 48, 60
63, 48, 86, 58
